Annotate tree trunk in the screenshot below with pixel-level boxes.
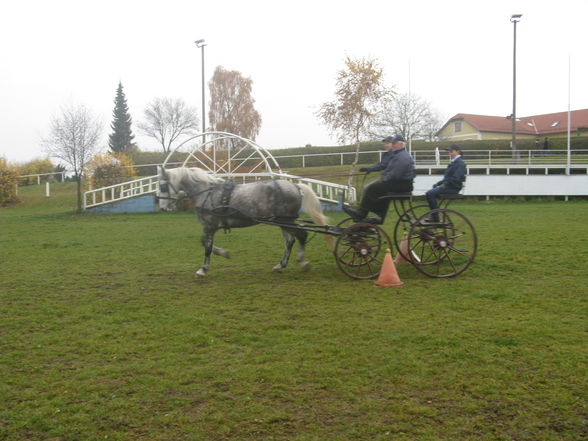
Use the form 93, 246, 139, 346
346, 139, 361, 204
76, 175, 83, 213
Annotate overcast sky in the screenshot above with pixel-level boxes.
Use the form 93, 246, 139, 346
1, 0, 587, 163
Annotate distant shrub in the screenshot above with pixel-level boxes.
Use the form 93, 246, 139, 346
86, 153, 137, 189
17, 158, 55, 185
129, 151, 189, 176
0, 158, 19, 206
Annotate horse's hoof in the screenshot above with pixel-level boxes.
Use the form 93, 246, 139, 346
221, 250, 230, 259
300, 261, 311, 272
195, 269, 207, 277
272, 264, 284, 272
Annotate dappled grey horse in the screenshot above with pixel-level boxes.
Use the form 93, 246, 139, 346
157, 167, 332, 276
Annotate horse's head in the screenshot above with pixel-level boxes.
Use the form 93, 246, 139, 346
157, 166, 186, 211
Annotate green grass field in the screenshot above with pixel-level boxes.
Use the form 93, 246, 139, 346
1, 183, 587, 441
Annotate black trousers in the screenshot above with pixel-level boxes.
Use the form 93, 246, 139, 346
360, 179, 413, 217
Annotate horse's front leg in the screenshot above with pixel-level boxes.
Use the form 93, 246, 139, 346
197, 227, 218, 277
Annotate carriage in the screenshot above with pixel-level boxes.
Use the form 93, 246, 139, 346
158, 166, 477, 280
330, 193, 477, 279
156, 132, 477, 280
248, 191, 478, 280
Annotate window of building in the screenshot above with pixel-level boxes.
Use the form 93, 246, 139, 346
551, 121, 560, 127
454, 121, 462, 132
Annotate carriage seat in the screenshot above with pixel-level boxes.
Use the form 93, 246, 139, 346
438, 193, 465, 200
378, 192, 413, 200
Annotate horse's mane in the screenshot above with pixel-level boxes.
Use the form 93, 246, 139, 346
173, 167, 224, 185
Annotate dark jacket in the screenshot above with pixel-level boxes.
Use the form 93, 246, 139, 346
436, 156, 466, 190
365, 148, 415, 182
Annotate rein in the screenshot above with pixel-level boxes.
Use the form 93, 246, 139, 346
156, 181, 214, 202
156, 179, 181, 201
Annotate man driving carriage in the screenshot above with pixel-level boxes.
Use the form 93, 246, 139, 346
343, 134, 415, 224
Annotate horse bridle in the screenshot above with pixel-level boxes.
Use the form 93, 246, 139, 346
156, 180, 215, 202
156, 180, 183, 201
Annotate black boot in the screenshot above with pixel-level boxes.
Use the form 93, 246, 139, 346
342, 205, 367, 222
365, 211, 385, 225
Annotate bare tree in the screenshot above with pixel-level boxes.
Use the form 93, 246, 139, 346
43, 103, 103, 212
420, 110, 446, 142
317, 56, 395, 191
138, 97, 199, 153
208, 66, 262, 141
371, 93, 443, 142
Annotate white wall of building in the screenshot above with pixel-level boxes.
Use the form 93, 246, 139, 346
413, 175, 588, 196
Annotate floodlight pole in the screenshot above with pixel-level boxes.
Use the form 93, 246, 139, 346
567, 56, 571, 176
195, 39, 207, 143
510, 14, 522, 159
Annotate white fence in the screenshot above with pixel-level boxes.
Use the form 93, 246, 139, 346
21, 148, 587, 210
271, 148, 588, 173
83, 176, 159, 210
413, 175, 588, 200
83, 173, 355, 210
18, 171, 67, 184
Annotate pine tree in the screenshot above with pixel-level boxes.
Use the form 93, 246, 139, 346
108, 82, 135, 153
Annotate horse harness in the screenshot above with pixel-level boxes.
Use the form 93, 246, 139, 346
162, 177, 294, 231
194, 180, 243, 232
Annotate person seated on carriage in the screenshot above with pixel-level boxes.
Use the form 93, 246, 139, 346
424, 143, 466, 223
343, 134, 415, 224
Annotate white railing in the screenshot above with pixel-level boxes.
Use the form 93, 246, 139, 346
82, 148, 587, 210
272, 173, 355, 204
70, 149, 588, 181
18, 171, 67, 184
83, 175, 159, 210
411, 149, 588, 167
270, 148, 588, 169
199, 172, 354, 203
83, 172, 354, 210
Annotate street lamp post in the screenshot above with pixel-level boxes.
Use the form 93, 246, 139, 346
510, 14, 522, 158
195, 39, 207, 142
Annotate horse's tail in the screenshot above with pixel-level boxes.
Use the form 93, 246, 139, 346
297, 183, 335, 251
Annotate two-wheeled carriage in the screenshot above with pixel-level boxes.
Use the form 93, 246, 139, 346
320, 193, 477, 280
255, 192, 478, 280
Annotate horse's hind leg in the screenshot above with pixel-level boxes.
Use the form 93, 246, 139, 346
273, 228, 309, 272
273, 228, 296, 272
212, 245, 230, 259
294, 229, 310, 271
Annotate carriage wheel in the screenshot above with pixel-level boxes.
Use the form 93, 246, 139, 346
336, 217, 355, 228
393, 204, 433, 261
334, 223, 393, 279
407, 209, 477, 278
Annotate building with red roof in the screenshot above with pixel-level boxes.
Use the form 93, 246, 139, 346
437, 109, 588, 141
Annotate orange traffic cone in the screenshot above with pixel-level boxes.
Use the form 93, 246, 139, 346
394, 238, 412, 264
375, 248, 404, 287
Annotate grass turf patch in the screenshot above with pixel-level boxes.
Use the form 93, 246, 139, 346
1, 184, 586, 440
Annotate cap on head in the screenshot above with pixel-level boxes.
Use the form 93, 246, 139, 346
382, 134, 406, 143
445, 144, 461, 152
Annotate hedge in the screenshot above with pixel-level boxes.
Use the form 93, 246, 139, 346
129, 136, 588, 175
0, 159, 19, 206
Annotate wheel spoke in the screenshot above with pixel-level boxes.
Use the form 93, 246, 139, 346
334, 223, 392, 279
408, 209, 477, 278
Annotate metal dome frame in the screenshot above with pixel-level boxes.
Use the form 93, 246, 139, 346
161, 132, 283, 176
